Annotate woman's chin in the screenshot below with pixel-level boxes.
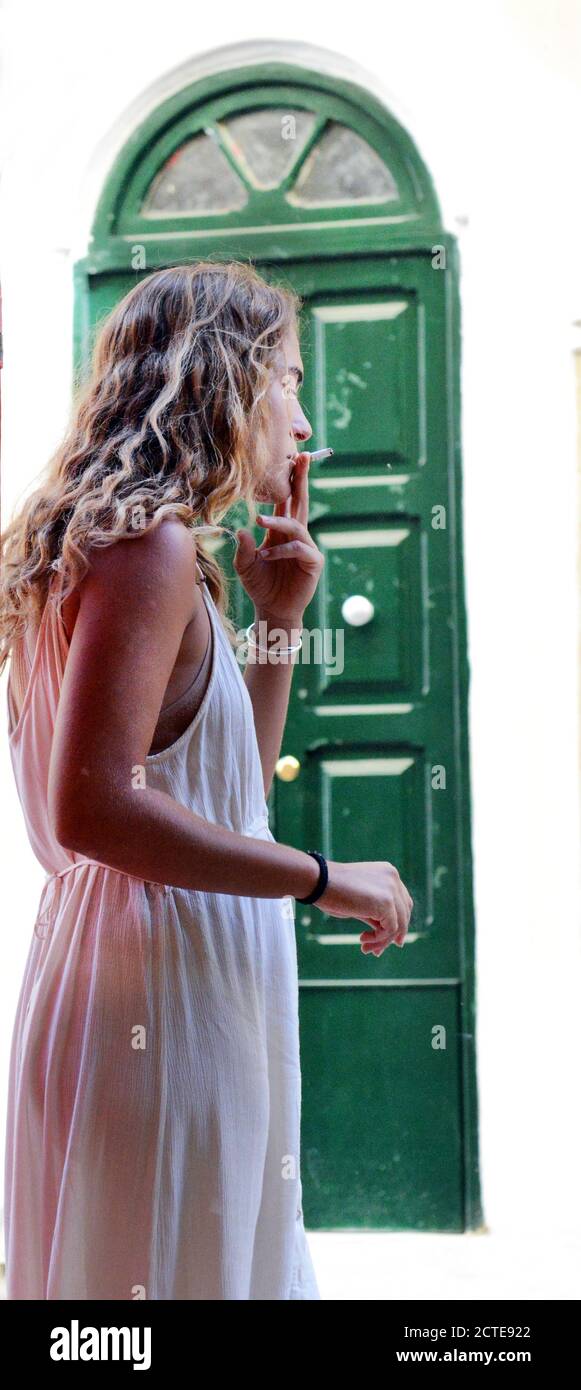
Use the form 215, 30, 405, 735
256, 475, 292, 505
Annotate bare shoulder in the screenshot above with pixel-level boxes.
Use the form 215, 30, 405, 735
83, 516, 197, 594
61, 516, 197, 644
76, 517, 196, 624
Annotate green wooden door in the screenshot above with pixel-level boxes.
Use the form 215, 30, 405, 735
74, 62, 482, 1233
256, 252, 478, 1230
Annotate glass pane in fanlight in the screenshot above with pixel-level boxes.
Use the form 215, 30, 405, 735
287, 122, 398, 207
220, 108, 317, 188
142, 132, 248, 215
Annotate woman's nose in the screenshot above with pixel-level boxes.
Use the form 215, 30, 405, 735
292, 410, 313, 445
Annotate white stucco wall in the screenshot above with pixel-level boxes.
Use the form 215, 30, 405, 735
1, 0, 580, 1278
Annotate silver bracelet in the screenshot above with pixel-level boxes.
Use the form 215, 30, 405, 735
245, 620, 303, 655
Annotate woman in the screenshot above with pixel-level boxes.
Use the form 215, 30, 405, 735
1, 260, 413, 1300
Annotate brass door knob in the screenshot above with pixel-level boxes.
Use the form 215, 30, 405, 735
275, 755, 301, 782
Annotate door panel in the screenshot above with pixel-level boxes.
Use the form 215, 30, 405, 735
315, 521, 423, 696
313, 296, 421, 469
301, 985, 464, 1229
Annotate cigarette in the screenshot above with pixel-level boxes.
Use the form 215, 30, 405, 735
305, 447, 334, 462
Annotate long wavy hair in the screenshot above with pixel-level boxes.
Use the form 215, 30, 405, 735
0, 259, 302, 672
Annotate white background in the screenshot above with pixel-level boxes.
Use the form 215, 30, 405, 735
1, 0, 580, 1297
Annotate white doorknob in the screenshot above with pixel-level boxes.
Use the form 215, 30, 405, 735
341, 594, 375, 626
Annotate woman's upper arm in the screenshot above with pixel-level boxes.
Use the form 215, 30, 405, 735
48, 519, 198, 846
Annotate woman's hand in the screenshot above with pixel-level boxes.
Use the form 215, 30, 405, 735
234, 452, 324, 622
313, 860, 414, 955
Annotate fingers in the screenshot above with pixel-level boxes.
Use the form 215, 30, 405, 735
385, 891, 411, 950
395, 883, 411, 939
360, 936, 401, 955
233, 529, 257, 574
290, 452, 311, 525
360, 934, 403, 955
261, 540, 317, 565
360, 910, 402, 955
256, 512, 313, 547
359, 886, 412, 954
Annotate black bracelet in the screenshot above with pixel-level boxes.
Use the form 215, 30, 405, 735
295, 850, 329, 905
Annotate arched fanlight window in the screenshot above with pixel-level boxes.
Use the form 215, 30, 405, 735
87, 69, 442, 276
141, 110, 399, 218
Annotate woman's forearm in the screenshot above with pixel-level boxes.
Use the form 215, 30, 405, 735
243, 609, 303, 798
56, 779, 320, 900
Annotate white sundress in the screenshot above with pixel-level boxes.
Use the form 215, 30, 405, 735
4, 562, 321, 1300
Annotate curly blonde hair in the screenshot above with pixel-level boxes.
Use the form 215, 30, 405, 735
0, 259, 302, 672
